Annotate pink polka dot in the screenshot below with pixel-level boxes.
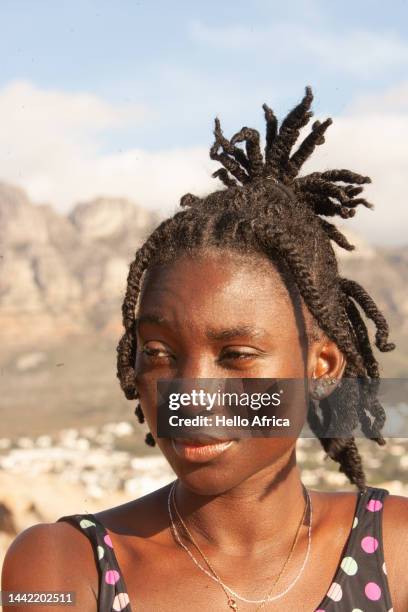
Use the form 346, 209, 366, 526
361, 535, 379, 553
366, 499, 383, 512
365, 581, 381, 601
104, 534, 113, 547
105, 569, 120, 585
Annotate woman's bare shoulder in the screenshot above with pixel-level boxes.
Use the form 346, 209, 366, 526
317, 487, 408, 536
383, 490, 408, 515
1, 521, 98, 611
381, 492, 408, 611
382, 491, 408, 548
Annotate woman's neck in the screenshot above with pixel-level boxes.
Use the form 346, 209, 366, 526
173, 449, 309, 558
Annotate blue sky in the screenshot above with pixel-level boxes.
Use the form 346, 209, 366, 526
1, 0, 408, 244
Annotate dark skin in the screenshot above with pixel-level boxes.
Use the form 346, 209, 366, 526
2, 249, 408, 612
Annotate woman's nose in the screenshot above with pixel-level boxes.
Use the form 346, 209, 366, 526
176, 353, 218, 380
172, 355, 222, 408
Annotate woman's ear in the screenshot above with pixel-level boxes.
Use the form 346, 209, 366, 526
308, 335, 346, 395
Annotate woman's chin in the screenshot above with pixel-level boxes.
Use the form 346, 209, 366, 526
157, 437, 245, 495
172, 468, 245, 496
156, 436, 296, 496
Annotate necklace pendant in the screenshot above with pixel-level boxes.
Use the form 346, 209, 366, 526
228, 597, 238, 610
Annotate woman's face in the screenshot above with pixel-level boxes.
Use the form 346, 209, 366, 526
134, 249, 339, 495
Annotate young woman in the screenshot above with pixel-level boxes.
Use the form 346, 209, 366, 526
2, 88, 407, 611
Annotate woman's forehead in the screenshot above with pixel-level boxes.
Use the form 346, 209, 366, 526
138, 251, 311, 338
141, 250, 292, 303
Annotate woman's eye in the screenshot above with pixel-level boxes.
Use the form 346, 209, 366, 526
141, 344, 174, 360
220, 350, 257, 361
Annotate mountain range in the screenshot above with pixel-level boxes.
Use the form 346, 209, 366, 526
1, 181, 407, 376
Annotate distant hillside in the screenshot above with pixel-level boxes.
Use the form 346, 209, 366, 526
0, 181, 407, 375
0, 182, 160, 342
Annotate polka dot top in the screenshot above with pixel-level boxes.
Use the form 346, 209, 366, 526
56, 485, 393, 611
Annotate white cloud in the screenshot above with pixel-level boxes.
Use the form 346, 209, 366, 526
0, 80, 217, 212
346, 81, 408, 113
189, 21, 408, 76
0, 79, 407, 245
301, 83, 408, 245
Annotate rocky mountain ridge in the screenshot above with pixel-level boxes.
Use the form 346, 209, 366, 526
1, 182, 407, 365
0, 182, 160, 342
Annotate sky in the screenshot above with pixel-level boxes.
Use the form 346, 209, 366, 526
1, 0, 408, 244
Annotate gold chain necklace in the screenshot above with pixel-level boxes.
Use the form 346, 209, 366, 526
168, 481, 310, 610
255, 489, 309, 611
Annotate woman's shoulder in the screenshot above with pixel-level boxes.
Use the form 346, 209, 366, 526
382, 489, 408, 522
330, 486, 408, 611
317, 485, 408, 541
310, 486, 408, 610
382, 490, 408, 573
2, 519, 97, 568
1, 521, 99, 611
381, 491, 408, 611
3, 480, 173, 578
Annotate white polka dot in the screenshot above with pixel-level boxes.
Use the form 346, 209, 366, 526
79, 518, 96, 528
341, 556, 358, 576
113, 593, 130, 611
352, 516, 358, 528
97, 545, 104, 560
351, 609, 364, 612
327, 582, 343, 602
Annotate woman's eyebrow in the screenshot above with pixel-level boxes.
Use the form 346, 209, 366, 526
135, 313, 168, 328
206, 325, 268, 341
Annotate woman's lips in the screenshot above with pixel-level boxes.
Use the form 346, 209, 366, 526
171, 437, 235, 462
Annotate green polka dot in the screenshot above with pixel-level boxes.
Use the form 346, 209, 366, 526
79, 519, 96, 529
97, 545, 105, 560
352, 516, 358, 528
341, 556, 358, 576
